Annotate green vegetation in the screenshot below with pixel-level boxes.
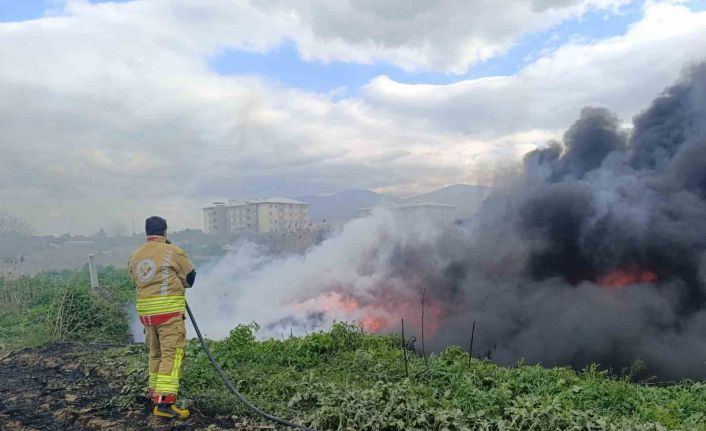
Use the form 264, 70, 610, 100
3, 269, 706, 430
94, 323, 706, 430
0, 267, 133, 351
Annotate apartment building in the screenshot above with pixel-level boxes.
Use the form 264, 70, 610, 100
202, 202, 228, 235
203, 197, 309, 234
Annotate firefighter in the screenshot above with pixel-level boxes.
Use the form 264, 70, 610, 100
128, 216, 196, 419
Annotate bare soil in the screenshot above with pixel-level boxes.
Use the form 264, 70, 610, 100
0, 343, 269, 430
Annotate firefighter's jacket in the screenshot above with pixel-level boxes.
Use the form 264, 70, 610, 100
128, 236, 194, 317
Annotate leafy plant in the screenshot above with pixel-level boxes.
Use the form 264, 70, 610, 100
0, 268, 131, 350
4, 269, 706, 430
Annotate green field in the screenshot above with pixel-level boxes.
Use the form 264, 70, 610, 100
2, 270, 706, 430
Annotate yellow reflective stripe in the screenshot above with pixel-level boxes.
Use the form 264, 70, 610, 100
171, 348, 184, 379
137, 298, 185, 305
138, 305, 183, 314
155, 374, 180, 394
149, 372, 158, 388
138, 304, 182, 310
154, 348, 184, 394
137, 296, 185, 303
136, 296, 185, 316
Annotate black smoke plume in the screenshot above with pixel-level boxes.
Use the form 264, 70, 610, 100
194, 63, 706, 380
394, 63, 706, 378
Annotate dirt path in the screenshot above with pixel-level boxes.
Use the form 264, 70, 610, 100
0, 343, 265, 430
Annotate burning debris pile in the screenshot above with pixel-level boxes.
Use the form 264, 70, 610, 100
192, 63, 706, 379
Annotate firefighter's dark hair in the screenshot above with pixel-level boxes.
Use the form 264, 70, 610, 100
145, 216, 167, 236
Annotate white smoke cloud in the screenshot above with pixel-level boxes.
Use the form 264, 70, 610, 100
185, 208, 448, 339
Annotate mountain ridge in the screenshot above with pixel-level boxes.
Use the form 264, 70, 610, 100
295, 184, 492, 222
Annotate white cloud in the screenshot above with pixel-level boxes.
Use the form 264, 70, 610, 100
0, 1, 705, 234
250, 0, 631, 73
50, 0, 631, 75
362, 2, 706, 136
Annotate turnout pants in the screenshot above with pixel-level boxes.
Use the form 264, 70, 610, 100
144, 315, 186, 399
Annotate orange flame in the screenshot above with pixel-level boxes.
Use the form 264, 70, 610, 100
598, 269, 658, 287
293, 290, 447, 335
360, 315, 389, 332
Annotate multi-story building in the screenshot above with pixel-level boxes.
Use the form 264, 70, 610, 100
202, 202, 228, 235
203, 197, 309, 234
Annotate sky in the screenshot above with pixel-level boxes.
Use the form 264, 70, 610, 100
1, 0, 706, 235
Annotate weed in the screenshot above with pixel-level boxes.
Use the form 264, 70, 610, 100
0, 268, 131, 350
4, 269, 706, 430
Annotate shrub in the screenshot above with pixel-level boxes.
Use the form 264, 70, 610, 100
0, 269, 131, 350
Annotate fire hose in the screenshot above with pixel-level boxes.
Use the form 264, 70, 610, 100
186, 302, 317, 431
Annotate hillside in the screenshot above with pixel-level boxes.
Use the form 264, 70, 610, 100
296, 184, 492, 222
400, 184, 492, 217
295, 189, 400, 222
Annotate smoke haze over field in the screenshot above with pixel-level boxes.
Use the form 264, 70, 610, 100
186, 63, 706, 379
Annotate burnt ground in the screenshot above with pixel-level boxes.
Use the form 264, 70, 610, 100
0, 343, 272, 431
